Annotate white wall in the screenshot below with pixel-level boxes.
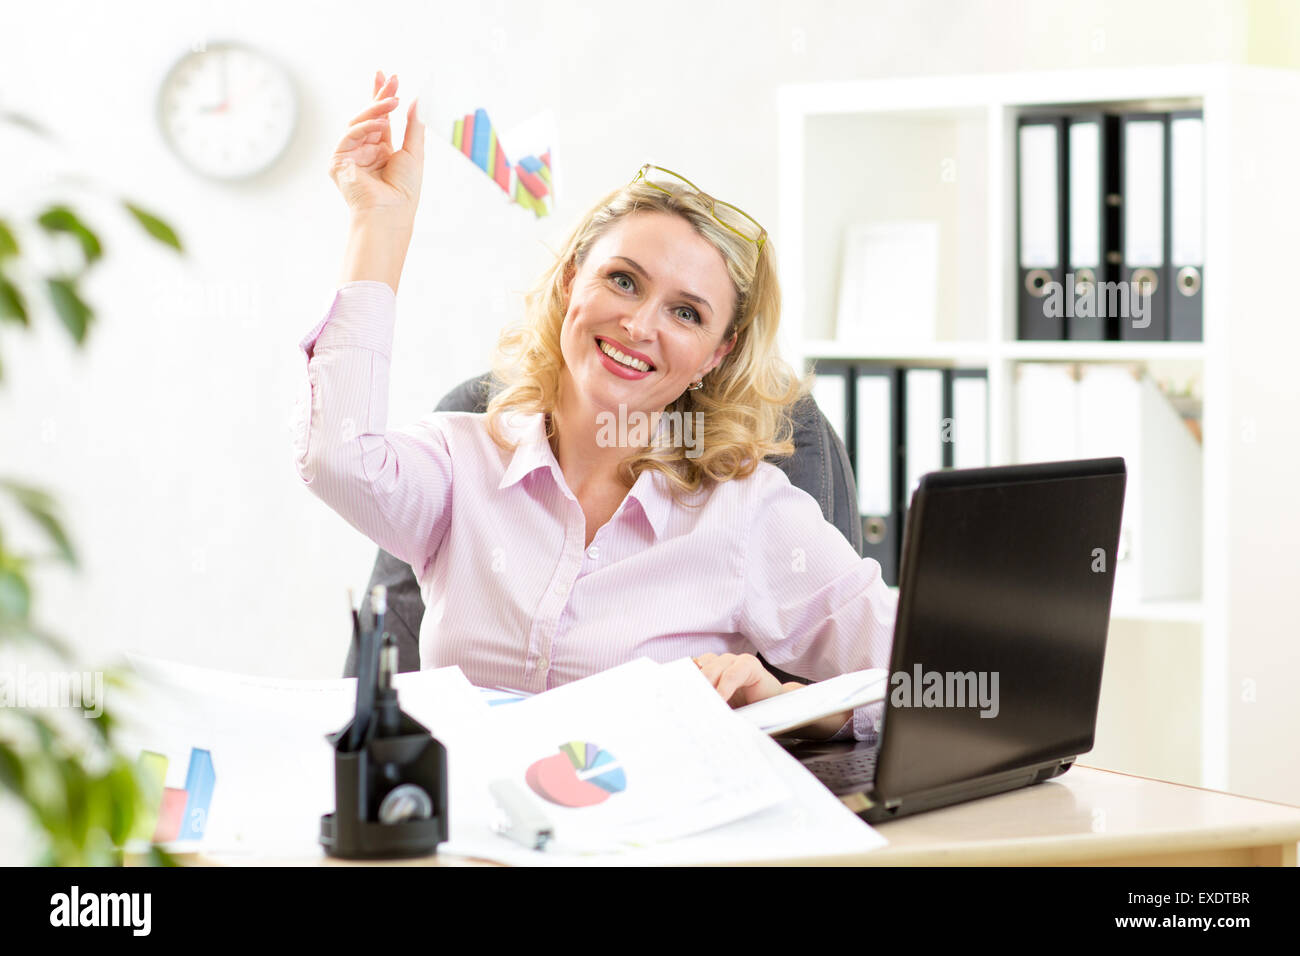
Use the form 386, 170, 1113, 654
0, 0, 1273, 685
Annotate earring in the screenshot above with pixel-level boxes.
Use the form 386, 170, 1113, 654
686, 379, 704, 391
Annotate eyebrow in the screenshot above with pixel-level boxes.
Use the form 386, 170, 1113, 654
609, 256, 713, 318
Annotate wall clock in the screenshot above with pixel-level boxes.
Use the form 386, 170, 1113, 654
157, 41, 299, 180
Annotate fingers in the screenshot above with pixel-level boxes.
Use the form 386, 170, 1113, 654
359, 73, 399, 150
336, 116, 391, 151
714, 659, 757, 705
692, 652, 788, 707
373, 72, 397, 100
693, 653, 754, 705
347, 97, 399, 128
402, 96, 424, 163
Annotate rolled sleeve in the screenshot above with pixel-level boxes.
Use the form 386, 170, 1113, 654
737, 470, 897, 741
290, 281, 453, 579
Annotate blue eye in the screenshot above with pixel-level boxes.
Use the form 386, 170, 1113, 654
609, 271, 700, 324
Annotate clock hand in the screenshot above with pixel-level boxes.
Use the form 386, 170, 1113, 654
200, 52, 230, 114
209, 74, 270, 115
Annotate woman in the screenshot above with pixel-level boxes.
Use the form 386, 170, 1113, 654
293, 71, 896, 740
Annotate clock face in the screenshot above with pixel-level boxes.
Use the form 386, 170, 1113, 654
157, 41, 298, 181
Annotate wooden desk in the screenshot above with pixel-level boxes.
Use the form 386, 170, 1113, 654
821, 765, 1300, 867
197, 765, 1300, 867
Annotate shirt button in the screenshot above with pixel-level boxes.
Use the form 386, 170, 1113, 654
538, 657, 549, 670
586, 545, 600, 560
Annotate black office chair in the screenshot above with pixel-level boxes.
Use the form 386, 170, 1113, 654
344, 371, 864, 685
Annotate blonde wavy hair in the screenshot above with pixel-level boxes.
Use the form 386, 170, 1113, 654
483, 176, 815, 507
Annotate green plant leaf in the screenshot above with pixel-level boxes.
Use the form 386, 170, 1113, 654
0, 479, 77, 565
0, 219, 18, 258
0, 619, 74, 660
0, 567, 31, 623
148, 844, 181, 866
122, 201, 183, 253
44, 277, 93, 345
105, 754, 140, 844
57, 754, 90, 852
0, 110, 54, 140
0, 272, 27, 327
0, 741, 25, 793
36, 206, 103, 267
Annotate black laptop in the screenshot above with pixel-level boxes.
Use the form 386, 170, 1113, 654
780, 457, 1126, 824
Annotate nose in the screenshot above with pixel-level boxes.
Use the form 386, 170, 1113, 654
620, 299, 658, 342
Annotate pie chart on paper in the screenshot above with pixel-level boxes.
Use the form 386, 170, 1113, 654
525, 741, 627, 808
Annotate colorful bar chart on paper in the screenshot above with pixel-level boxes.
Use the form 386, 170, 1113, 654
132, 746, 216, 845
129, 750, 170, 844
177, 748, 215, 841
451, 107, 513, 196
449, 106, 554, 217
513, 150, 553, 219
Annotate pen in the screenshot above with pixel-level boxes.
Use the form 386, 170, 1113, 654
347, 586, 387, 752
348, 588, 361, 661
371, 584, 387, 662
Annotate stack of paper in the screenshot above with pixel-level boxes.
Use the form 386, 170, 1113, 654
117, 654, 888, 865
735, 668, 888, 736
117, 654, 488, 858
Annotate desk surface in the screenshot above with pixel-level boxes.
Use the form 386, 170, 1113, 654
199, 765, 1300, 867
849, 765, 1300, 866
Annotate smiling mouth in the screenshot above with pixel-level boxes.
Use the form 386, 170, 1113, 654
595, 337, 655, 372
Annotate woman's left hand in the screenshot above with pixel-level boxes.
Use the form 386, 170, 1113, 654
692, 652, 802, 707
692, 652, 852, 739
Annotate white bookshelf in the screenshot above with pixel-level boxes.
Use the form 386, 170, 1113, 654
778, 65, 1300, 805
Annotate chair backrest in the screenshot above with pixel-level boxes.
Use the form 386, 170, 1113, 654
344, 373, 864, 683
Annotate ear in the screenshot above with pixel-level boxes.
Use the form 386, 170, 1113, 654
561, 260, 577, 301
705, 329, 738, 375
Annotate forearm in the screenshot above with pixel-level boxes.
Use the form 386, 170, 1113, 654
292, 279, 452, 574
340, 211, 415, 295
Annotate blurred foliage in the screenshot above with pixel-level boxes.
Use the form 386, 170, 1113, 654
0, 107, 184, 865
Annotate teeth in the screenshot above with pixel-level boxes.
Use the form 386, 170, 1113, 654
598, 339, 651, 372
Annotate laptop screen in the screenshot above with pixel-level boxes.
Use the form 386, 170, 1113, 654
874, 459, 1126, 797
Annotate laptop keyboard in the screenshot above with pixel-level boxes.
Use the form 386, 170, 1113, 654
802, 748, 879, 792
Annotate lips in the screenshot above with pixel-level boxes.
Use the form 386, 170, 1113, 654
595, 336, 656, 370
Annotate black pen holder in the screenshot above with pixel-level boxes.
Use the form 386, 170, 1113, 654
319, 710, 449, 860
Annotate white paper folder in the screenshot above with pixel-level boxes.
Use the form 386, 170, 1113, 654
812, 367, 848, 448
1069, 119, 1102, 273
1018, 118, 1066, 339
950, 372, 989, 470
853, 368, 899, 585
1019, 124, 1061, 270
1121, 114, 1170, 340
904, 369, 945, 506
854, 373, 894, 519
1014, 363, 1201, 602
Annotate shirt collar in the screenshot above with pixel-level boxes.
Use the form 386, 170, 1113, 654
496, 411, 673, 541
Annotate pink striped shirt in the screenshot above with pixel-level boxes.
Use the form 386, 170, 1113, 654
291, 280, 896, 741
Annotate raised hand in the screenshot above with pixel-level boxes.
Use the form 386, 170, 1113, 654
328, 71, 425, 222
